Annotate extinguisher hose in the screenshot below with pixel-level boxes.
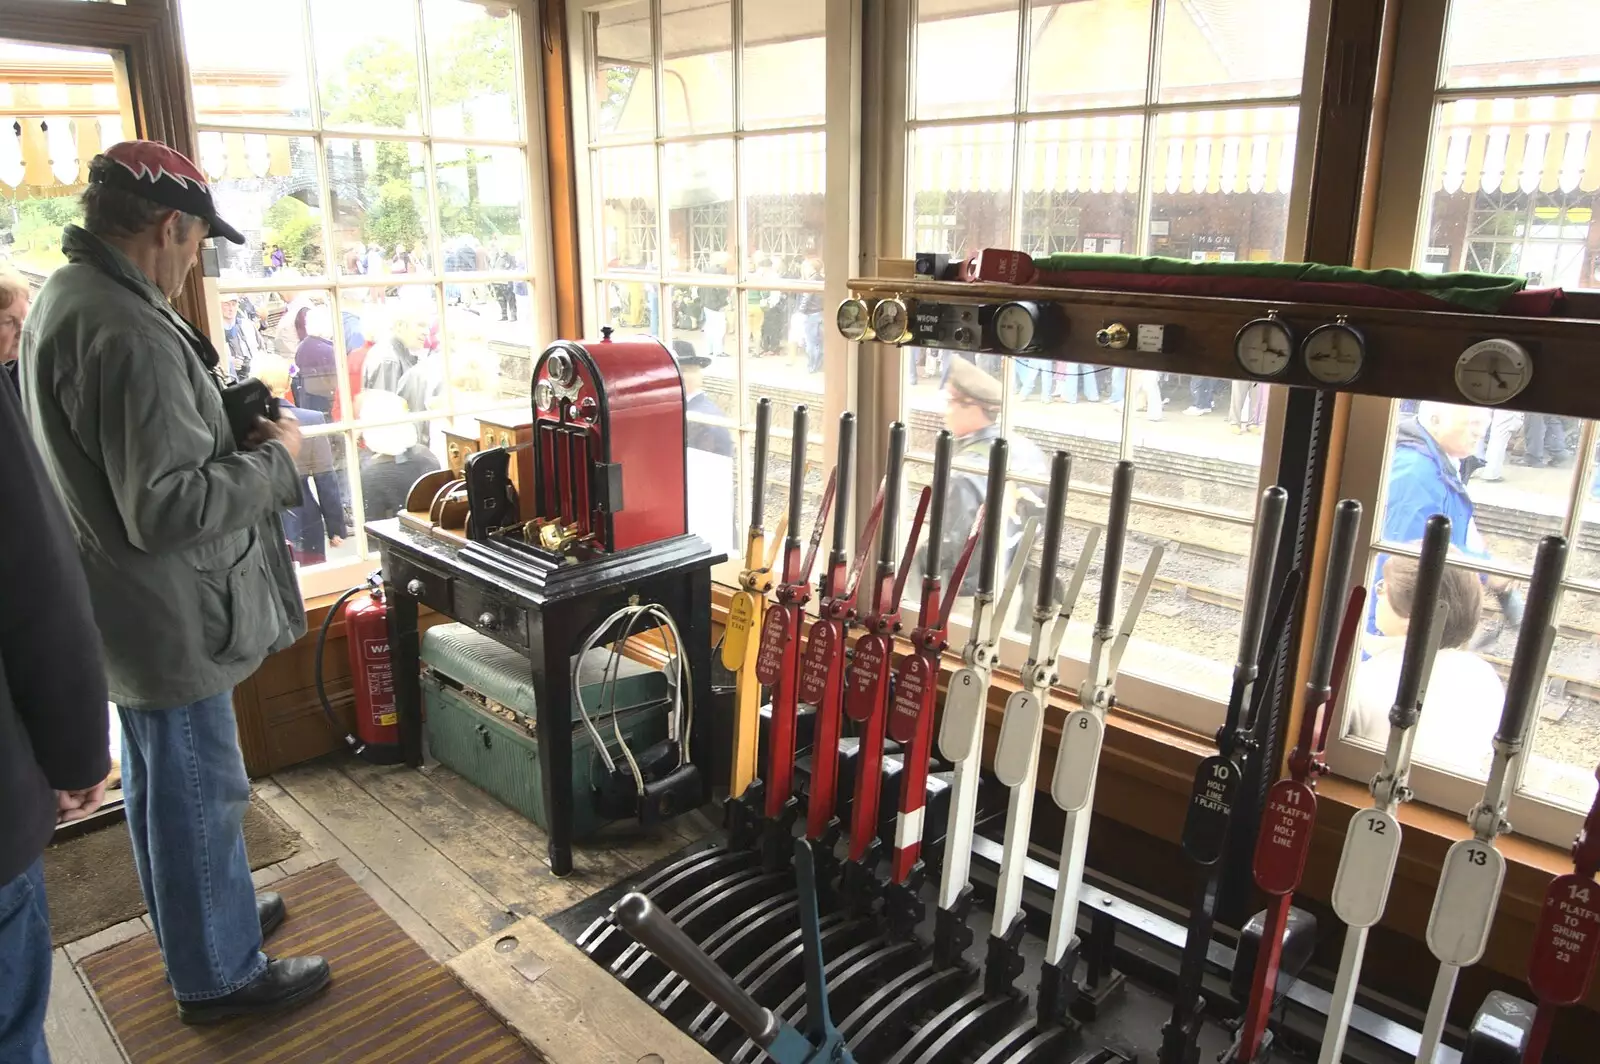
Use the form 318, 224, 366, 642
315, 583, 375, 758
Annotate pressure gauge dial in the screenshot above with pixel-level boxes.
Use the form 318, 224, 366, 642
836, 298, 874, 342
872, 297, 912, 345
993, 301, 1045, 353
546, 349, 576, 388
1455, 338, 1533, 405
1234, 312, 1295, 378
1302, 316, 1367, 385
534, 378, 556, 413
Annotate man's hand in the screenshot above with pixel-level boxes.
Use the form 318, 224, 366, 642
329, 535, 345, 547
56, 779, 109, 824
246, 410, 304, 462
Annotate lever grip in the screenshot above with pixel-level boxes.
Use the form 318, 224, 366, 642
787, 405, 809, 542
927, 430, 954, 576
833, 413, 856, 555
616, 892, 781, 1048
1393, 514, 1452, 728
1098, 460, 1134, 630
878, 422, 907, 573
1499, 535, 1568, 746
978, 439, 1009, 598
1237, 487, 1289, 672
1037, 452, 1072, 613
751, 398, 772, 531
1309, 499, 1363, 691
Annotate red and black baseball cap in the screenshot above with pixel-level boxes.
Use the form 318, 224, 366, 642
91, 140, 245, 245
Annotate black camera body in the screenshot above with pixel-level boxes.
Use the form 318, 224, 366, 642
221, 378, 281, 447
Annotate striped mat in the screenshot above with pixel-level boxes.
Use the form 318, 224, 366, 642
80, 861, 536, 1064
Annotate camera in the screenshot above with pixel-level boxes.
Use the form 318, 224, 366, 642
221, 378, 281, 447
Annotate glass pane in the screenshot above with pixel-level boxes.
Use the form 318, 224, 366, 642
440, 302, 528, 415
742, 134, 825, 266
1375, 401, 1577, 574
436, 144, 527, 267
914, 0, 1019, 120
1344, 554, 1529, 782
324, 139, 432, 280
741, 0, 825, 129
662, 0, 732, 135
682, 344, 739, 558
424, 0, 522, 140
342, 284, 444, 431
1442, 0, 1600, 90
745, 286, 826, 397
1123, 374, 1267, 518
1523, 587, 1600, 812
254, 287, 330, 367
1571, 433, 1600, 585
600, 279, 661, 337
594, 145, 659, 271
183, 1, 314, 127
591, 0, 655, 141
359, 417, 448, 523
664, 140, 735, 273
312, 0, 424, 133
1418, 97, 1600, 289
198, 134, 324, 280
1019, 117, 1142, 257
1146, 108, 1299, 260
908, 124, 1016, 257
277, 421, 361, 570
1007, 362, 1125, 494
1157, 0, 1309, 104
1027, 0, 1152, 112
666, 283, 735, 362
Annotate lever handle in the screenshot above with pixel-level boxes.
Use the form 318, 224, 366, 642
832, 412, 856, 556
1499, 535, 1568, 747
1309, 499, 1363, 691
978, 439, 1009, 598
1037, 452, 1072, 614
787, 405, 809, 544
1237, 487, 1289, 672
926, 431, 954, 576
878, 422, 907, 574
751, 398, 772, 531
1098, 460, 1134, 630
1393, 514, 1452, 729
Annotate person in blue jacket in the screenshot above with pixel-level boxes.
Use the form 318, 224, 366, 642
1381, 402, 1493, 558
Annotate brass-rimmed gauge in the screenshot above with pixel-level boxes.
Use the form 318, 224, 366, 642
534, 378, 556, 413
1455, 338, 1533, 405
546, 349, 576, 387
872, 297, 912, 344
836, 298, 874, 342
993, 301, 1046, 353
1234, 311, 1295, 378
1302, 315, 1366, 386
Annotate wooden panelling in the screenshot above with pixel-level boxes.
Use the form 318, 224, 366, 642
538, 0, 583, 338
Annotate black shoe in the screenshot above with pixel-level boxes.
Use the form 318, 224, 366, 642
177, 956, 331, 1025
258, 892, 285, 939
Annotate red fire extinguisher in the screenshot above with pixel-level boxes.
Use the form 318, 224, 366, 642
316, 572, 404, 765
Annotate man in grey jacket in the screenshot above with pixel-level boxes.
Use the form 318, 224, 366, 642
21, 141, 330, 1024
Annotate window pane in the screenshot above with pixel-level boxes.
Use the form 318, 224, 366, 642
1157, 0, 1308, 104
1019, 117, 1142, 257
908, 124, 1016, 257
1522, 587, 1600, 812
424, 0, 521, 140
325, 139, 432, 280
1375, 401, 1578, 574
914, 0, 1019, 120
742, 134, 825, 266
183, 0, 314, 128
1007, 361, 1126, 495
744, 285, 825, 398
358, 417, 448, 523
664, 140, 735, 273
1442, 0, 1600, 90
1571, 440, 1600, 585
741, 0, 825, 129
1027, 0, 1152, 112
442, 303, 529, 413
1418, 97, 1600, 289
591, 0, 655, 141
595, 145, 659, 272
1146, 108, 1298, 261
342, 284, 444, 427
684, 353, 739, 558
436, 144, 527, 266
312, 0, 423, 134
286, 428, 361, 570
200, 134, 324, 280
666, 283, 734, 362
600, 279, 661, 337
663, 0, 732, 136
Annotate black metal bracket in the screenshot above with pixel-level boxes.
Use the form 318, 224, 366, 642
984, 913, 1030, 999
725, 783, 765, 851
1071, 907, 1127, 1023
934, 884, 977, 970
883, 862, 928, 940
841, 839, 885, 916
760, 796, 802, 873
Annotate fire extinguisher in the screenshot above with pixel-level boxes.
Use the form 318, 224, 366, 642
315, 572, 404, 765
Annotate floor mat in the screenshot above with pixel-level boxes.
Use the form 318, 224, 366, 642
80, 861, 537, 1064
45, 797, 302, 946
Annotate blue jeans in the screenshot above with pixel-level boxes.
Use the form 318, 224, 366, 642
1014, 359, 1049, 399
803, 312, 824, 373
119, 693, 267, 1002
1054, 363, 1100, 403
0, 860, 50, 1064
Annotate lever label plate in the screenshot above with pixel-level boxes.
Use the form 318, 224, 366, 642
845, 633, 890, 723
994, 691, 1043, 789
887, 655, 933, 744
938, 667, 984, 762
1529, 873, 1600, 1005
722, 591, 756, 670
1051, 709, 1103, 811
753, 606, 792, 687
1253, 779, 1317, 895
798, 620, 839, 706
1331, 808, 1403, 927
1181, 755, 1239, 866
1425, 840, 1506, 967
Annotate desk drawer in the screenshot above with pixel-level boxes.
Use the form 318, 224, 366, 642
454, 581, 529, 650
390, 555, 454, 615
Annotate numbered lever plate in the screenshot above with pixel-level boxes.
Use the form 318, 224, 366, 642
993, 691, 1044, 789
938, 667, 986, 763
1331, 809, 1403, 928
722, 591, 757, 670
1051, 709, 1104, 811
1425, 840, 1507, 967
887, 655, 936, 745
753, 607, 793, 687
798, 620, 841, 706
1180, 755, 1240, 866
1529, 874, 1600, 1005
845, 633, 892, 722
1253, 779, 1317, 895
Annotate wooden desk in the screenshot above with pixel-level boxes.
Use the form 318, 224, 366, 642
366, 517, 719, 876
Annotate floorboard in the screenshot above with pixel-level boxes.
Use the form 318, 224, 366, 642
44, 949, 126, 1064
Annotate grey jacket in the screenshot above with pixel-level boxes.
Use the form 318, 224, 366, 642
21, 226, 307, 709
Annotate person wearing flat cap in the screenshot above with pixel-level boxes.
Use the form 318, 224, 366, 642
19, 140, 330, 1024
672, 338, 734, 459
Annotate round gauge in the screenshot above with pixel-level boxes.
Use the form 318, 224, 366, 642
545, 350, 576, 387
836, 298, 874, 342
1455, 338, 1533, 405
1302, 317, 1367, 385
534, 378, 555, 413
1234, 313, 1295, 378
871, 298, 912, 345
993, 301, 1043, 353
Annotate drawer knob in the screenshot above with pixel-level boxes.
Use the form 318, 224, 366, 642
406, 578, 425, 598
478, 611, 498, 630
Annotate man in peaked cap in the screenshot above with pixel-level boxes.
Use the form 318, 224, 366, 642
19, 141, 330, 1023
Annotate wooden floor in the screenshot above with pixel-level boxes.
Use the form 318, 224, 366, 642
45, 755, 718, 1064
